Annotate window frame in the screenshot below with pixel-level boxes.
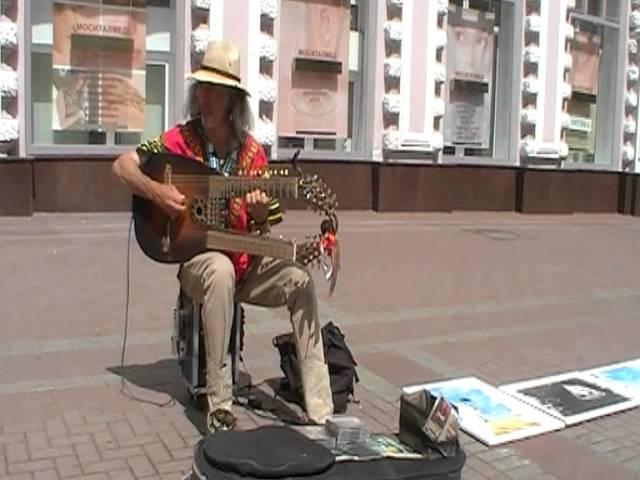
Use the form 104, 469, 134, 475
440, 0, 524, 166
565, 0, 628, 170
23, 0, 186, 157
274, 0, 373, 162
144, 56, 173, 140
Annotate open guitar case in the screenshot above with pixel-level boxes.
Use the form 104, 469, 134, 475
187, 426, 466, 480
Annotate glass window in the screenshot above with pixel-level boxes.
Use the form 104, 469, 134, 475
276, 0, 364, 155
566, 9, 621, 164
566, 19, 600, 163
442, 0, 503, 158
587, 0, 603, 17
144, 62, 169, 141
28, 0, 175, 150
604, 1, 620, 22
575, 0, 619, 23
575, 0, 587, 11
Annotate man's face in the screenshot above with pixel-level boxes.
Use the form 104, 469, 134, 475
196, 83, 233, 131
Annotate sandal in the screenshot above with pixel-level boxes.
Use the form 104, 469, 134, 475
208, 408, 237, 433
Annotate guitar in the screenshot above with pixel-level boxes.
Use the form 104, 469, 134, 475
132, 152, 337, 279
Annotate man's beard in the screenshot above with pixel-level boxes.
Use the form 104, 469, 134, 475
201, 113, 233, 144
201, 113, 221, 131
201, 116, 226, 138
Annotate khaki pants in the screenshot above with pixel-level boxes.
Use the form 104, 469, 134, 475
178, 251, 334, 424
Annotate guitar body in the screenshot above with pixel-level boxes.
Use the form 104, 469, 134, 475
132, 153, 213, 264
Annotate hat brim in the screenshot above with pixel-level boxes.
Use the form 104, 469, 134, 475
189, 69, 250, 96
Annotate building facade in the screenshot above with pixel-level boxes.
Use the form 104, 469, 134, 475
1, 0, 640, 215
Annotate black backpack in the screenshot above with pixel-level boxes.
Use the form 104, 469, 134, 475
273, 322, 359, 414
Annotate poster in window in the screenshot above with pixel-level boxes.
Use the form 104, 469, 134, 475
568, 29, 601, 95
52, 0, 146, 132
444, 8, 495, 147
277, 0, 350, 138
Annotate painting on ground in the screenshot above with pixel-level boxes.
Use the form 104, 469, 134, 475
403, 377, 564, 446
583, 359, 640, 398
500, 372, 640, 425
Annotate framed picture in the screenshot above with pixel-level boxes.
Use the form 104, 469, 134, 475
403, 377, 564, 446
277, 0, 350, 137
583, 359, 640, 398
500, 372, 640, 425
444, 6, 495, 147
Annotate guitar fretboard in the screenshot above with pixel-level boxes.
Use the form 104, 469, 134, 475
206, 229, 297, 261
208, 176, 298, 200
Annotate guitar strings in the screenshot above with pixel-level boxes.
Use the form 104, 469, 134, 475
164, 180, 297, 190
161, 182, 297, 197
171, 175, 291, 179
169, 173, 293, 182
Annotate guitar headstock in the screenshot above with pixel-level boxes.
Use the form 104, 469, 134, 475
298, 173, 339, 234
289, 150, 340, 294
296, 232, 340, 295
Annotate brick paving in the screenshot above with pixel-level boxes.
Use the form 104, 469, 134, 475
2, 211, 640, 479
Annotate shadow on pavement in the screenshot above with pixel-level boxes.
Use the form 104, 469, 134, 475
107, 360, 307, 434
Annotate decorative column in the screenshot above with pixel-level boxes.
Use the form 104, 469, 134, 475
383, 0, 445, 157
627, 0, 640, 171
0, 0, 18, 155
191, 0, 212, 71
432, 0, 448, 153
520, 0, 573, 161
381, 0, 403, 151
254, 0, 277, 153
560, 1, 576, 160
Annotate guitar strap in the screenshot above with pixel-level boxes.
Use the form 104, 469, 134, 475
195, 117, 261, 229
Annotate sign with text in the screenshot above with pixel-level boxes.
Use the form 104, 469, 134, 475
277, 0, 350, 138
52, 0, 146, 132
444, 8, 495, 147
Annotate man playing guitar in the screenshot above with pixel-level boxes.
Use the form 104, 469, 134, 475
112, 40, 334, 433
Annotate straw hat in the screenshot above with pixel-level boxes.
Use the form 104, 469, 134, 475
190, 40, 249, 95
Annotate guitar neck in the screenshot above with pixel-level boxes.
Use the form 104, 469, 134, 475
208, 176, 298, 200
205, 229, 297, 261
